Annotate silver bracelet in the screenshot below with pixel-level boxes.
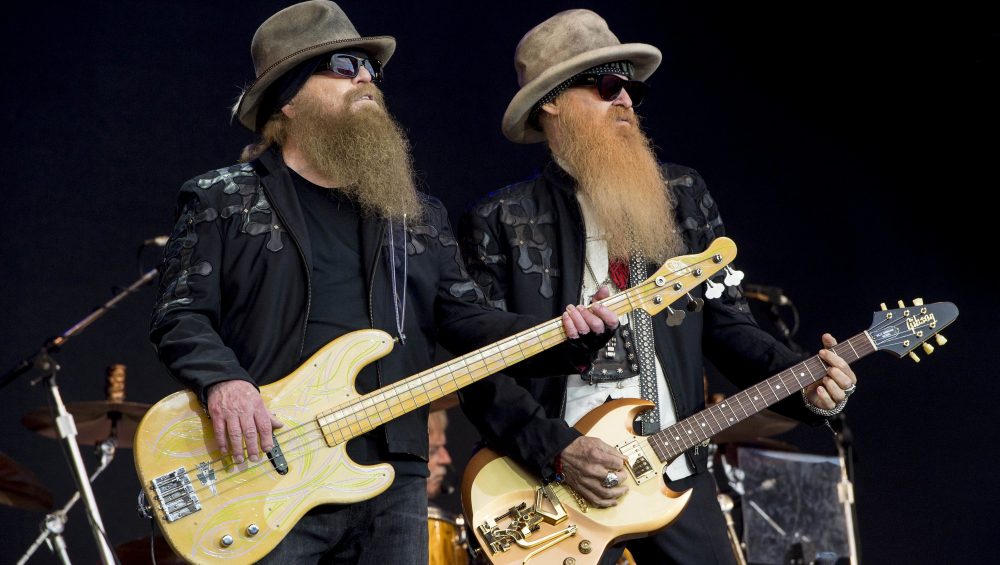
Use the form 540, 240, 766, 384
801, 383, 856, 417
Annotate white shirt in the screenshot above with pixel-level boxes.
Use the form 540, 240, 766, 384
566, 193, 694, 481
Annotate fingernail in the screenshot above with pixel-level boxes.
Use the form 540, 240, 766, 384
250, 454, 259, 463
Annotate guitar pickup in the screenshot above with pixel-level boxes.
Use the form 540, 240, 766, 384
266, 433, 288, 475
618, 440, 659, 485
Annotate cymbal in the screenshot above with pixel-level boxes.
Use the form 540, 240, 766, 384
430, 392, 459, 412
115, 536, 184, 564
22, 401, 151, 449
0, 451, 54, 512
712, 408, 799, 445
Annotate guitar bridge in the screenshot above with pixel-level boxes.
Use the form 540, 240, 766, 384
150, 467, 201, 522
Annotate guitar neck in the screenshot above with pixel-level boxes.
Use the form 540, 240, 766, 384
647, 331, 875, 463
315, 287, 646, 444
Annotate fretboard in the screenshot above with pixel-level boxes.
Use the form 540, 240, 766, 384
646, 332, 874, 463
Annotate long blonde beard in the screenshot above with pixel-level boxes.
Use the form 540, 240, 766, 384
554, 105, 682, 263
285, 85, 423, 220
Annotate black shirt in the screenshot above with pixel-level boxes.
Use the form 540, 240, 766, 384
291, 170, 426, 478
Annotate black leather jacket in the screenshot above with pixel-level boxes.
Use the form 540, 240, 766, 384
150, 149, 595, 459
458, 160, 818, 479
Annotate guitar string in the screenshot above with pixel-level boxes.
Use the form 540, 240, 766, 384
149, 253, 732, 503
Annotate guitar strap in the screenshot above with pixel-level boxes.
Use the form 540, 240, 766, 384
628, 249, 661, 435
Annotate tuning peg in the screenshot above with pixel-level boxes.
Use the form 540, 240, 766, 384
880, 302, 888, 311
908, 352, 921, 363
922, 343, 935, 355
897, 300, 906, 308
935, 334, 947, 346
912, 298, 924, 306
704, 279, 724, 300
685, 294, 704, 312
723, 266, 744, 287
665, 306, 686, 327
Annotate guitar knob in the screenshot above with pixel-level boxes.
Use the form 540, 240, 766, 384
922, 343, 935, 355
908, 352, 920, 363
897, 300, 906, 308
935, 334, 947, 346
912, 297, 924, 306
880, 303, 888, 311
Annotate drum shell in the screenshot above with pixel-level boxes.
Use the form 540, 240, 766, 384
428, 506, 468, 565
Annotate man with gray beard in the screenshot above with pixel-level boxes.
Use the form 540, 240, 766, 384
459, 9, 859, 564
149, 2, 617, 563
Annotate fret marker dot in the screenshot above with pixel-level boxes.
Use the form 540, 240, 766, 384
800, 373, 805, 377
729, 417, 734, 422
753, 396, 759, 400
674, 436, 680, 440
721, 403, 727, 408
775, 384, 782, 389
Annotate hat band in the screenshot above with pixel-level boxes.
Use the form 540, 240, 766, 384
527, 61, 635, 130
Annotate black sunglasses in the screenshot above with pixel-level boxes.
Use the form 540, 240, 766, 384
318, 53, 383, 83
573, 74, 648, 107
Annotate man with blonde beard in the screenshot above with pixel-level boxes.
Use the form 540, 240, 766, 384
150, 3, 618, 563
459, 9, 859, 564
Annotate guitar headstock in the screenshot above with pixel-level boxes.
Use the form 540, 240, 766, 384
617, 237, 737, 319
868, 299, 958, 361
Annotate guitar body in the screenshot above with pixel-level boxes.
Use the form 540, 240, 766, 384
134, 329, 397, 564
463, 399, 692, 565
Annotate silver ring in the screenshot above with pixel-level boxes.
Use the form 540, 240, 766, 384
601, 471, 620, 489
843, 383, 857, 397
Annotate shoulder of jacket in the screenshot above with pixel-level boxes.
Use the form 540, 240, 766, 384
180, 162, 261, 199
661, 162, 705, 190
469, 175, 543, 215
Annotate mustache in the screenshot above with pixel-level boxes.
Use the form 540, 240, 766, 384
608, 106, 638, 125
346, 83, 383, 105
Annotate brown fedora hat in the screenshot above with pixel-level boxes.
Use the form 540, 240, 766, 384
502, 9, 661, 144
232, 0, 396, 131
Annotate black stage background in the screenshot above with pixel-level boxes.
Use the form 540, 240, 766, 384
0, 2, 994, 563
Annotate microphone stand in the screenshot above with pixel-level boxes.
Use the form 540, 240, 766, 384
1, 266, 160, 564
18, 438, 118, 565
830, 414, 860, 564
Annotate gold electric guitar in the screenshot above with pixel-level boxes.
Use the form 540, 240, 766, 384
133, 237, 738, 564
462, 300, 958, 565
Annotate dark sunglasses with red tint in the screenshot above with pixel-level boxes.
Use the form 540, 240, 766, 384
318, 53, 383, 83
573, 74, 648, 106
